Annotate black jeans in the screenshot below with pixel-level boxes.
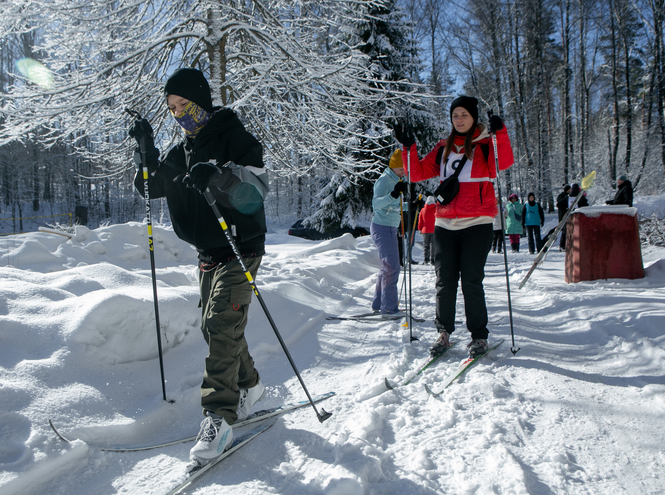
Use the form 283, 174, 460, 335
433, 223, 493, 340
525, 225, 542, 253
491, 229, 504, 253
423, 233, 434, 262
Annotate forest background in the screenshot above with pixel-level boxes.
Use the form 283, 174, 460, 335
1, 0, 665, 234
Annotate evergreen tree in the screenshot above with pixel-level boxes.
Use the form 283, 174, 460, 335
306, 0, 438, 233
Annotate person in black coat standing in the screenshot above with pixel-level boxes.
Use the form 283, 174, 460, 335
556, 185, 571, 250
569, 183, 589, 208
606, 175, 634, 207
559, 184, 588, 251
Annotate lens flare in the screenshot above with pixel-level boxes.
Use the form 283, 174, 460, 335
16, 58, 54, 89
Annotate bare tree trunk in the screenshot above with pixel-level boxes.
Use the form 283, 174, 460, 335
578, 0, 589, 178
622, 20, 633, 174
634, 63, 656, 189
652, 0, 665, 179
560, 0, 573, 184
610, 0, 620, 183
206, 8, 229, 106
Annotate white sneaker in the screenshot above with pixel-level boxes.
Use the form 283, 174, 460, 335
189, 415, 233, 462
237, 380, 266, 421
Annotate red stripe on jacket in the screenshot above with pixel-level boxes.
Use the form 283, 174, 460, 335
404, 126, 514, 219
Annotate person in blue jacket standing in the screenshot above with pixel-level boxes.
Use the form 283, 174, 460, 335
371, 149, 407, 315
521, 192, 545, 254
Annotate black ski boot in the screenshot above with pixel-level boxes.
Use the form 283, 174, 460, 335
429, 331, 451, 357
467, 339, 488, 358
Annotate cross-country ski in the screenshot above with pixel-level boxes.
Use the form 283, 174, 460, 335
326, 313, 426, 322
518, 171, 596, 289
424, 340, 505, 396
384, 341, 459, 390
48, 392, 335, 452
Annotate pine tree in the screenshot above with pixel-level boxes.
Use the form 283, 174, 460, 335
305, 0, 437, 233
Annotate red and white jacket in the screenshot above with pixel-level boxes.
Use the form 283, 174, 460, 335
404, 125, 514, 220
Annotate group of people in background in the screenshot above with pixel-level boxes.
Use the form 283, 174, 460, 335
503, 192, 545, 254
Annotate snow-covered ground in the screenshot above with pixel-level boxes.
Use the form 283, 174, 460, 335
1, 197, 664, 494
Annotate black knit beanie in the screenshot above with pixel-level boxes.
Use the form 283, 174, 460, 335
449, 96, 479, 125
164, 68, 214, 113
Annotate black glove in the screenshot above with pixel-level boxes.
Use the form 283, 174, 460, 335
133, 147, 160, 173
488, 114, 504, 133
393, 124, 416, 148
183, 161, 232, 193
390, 180, 408, 198
128, 118, 155, 149
416, 197, 425, 210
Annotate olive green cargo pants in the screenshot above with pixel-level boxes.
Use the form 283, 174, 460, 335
198, 256, 261, 424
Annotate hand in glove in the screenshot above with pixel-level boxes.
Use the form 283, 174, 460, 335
128, 118, 155, 149
390, 180, 408, 198
183, 161, 232, 194
393, 123, 416, 148
488, 114, 504, 133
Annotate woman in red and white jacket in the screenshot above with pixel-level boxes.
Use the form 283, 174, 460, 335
396, 96, 514, 358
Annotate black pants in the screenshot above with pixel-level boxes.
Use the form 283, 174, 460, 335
491, 229, 503, 253
525, 225, 542, 254
433, 223, 493, 340
422, 233, 434, 262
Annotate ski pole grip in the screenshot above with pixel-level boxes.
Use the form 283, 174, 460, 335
203, 188, 217, 207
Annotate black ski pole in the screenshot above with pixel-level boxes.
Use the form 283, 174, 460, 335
399, 195, 407, 308
202, 187, 332, 423
488, 110, 520, 355
125, 108, 171, 402
405, 147, 417, 341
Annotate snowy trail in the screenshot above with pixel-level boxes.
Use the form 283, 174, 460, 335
1, 215, 665, 494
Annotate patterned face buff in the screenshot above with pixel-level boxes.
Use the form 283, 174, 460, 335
171, 100, 213, 138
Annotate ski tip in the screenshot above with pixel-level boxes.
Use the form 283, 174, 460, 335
384, 377, 395, 390
423, 384, 438, 397
48, 419, 71, 443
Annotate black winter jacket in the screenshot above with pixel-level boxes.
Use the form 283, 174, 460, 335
606, 181, 634, 207
134, 109, 268, 262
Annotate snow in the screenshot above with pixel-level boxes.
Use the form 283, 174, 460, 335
1, 203, 665, 494
576, 205, 638, 217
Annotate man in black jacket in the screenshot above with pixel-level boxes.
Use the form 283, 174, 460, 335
556, 185, 571, 222
129, 68, 269, 466
556, 185, 571, 250
606, 175, 634, 207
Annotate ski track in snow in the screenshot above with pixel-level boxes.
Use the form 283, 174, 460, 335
1, 205, 664, 494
